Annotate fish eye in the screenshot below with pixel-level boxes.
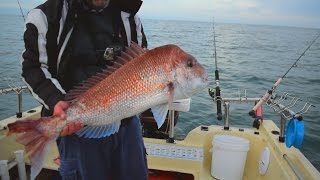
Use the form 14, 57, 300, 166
187, 60, 193, 67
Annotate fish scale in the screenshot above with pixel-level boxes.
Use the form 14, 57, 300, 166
66, 50, 170, 126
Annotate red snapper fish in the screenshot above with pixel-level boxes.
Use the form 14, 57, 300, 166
7, 43, 208, 179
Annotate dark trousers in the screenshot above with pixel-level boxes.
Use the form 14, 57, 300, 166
57, 116, 148, 180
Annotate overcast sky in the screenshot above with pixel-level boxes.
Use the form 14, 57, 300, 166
1, 0, 319, 29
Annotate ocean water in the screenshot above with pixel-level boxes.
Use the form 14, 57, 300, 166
1, 15, 320, 170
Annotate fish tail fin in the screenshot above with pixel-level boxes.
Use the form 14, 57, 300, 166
7, 117, 62, 180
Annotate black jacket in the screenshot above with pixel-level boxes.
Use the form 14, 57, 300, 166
22, 0, 147, 113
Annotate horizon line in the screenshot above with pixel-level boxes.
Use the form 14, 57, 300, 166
0, 10, 319, 30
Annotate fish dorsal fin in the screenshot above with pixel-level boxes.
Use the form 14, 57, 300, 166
115, 41, 148, 63
65, 42, 147, 102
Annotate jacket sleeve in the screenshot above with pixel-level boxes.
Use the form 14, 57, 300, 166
134, 14, 148, 48
21, 9, 66, 111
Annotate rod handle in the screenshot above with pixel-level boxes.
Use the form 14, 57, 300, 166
250, 78, 282, 117
249, 91, 271, 117
274, 78, 282, 87
216, 86, 222, 120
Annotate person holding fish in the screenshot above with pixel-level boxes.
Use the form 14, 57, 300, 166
18, 0, 148, 179
10, 0, 208, 179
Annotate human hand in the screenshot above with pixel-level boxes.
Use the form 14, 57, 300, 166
53, 101, 83, 136
53, 101, 69, 119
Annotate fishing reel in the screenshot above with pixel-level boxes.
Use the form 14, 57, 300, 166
208, 88, 215, 98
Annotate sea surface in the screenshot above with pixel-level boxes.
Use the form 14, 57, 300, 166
1, 15, 320, 170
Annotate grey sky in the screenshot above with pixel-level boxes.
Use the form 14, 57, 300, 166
1, 0, 319, 28
139, 0, 320, 28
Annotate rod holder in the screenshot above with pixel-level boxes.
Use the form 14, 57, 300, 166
167, 110, 175, 143
279, 115, 286, 142
223, 102, 230, 130
17, 93, 23, 118
14, 150, 27, 180
0, 86, 28, 118
216, 90, 260, 129
267, 92, 314, 143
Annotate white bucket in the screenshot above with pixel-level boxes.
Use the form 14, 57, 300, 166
211, 135, 250, 180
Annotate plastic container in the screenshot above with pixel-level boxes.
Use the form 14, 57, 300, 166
286, 117, 304, 148
211, 135, 250, 180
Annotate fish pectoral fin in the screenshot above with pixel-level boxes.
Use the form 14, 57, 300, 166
151, 103, 169, 129
76, 121, 121, 138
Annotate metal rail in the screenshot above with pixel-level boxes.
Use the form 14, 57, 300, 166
267, 92, 314, 142
0, 86, 28, 95
0, 86, 29, 118
283, 154, 304, 180
210, 89, 313, 137
221, 96, 260, 130
167, 110, 175, 143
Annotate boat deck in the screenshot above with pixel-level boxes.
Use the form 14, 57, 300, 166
1, 106, 320, 179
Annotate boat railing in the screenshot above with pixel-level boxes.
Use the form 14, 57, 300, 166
283, 154, 304, 180
0, 85, 29, 118
208, 88, 314, 143
0, 150, 27, 180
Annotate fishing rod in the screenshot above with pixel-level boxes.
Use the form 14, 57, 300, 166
249, 34, 320, 118
212, 18, 223, 121
16, 0, 25, 21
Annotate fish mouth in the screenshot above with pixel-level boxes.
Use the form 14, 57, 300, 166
188, 82, 208, 96
193, 75, 209, 93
